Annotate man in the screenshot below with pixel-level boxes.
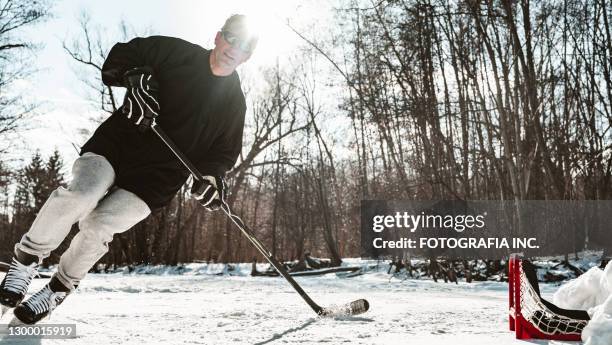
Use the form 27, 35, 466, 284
0, 14, 257, 324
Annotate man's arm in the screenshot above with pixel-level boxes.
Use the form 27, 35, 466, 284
102, 36, 199, 87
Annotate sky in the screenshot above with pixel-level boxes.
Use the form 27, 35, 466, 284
9, 0, 335, 176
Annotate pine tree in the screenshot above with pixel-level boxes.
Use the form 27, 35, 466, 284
24, 151, 47, 211
43, 149, 66, 202
11, 150, 67, 248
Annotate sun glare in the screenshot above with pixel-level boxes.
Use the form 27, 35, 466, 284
232, 1, 304, 65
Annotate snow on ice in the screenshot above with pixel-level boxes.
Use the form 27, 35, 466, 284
0, 259, 605, 344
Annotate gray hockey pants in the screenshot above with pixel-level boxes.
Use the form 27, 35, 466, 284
15, 152, 151, 288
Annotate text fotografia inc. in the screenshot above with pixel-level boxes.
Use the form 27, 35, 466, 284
372, 237, 539, 250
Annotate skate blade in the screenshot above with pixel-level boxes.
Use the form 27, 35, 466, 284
8, 316, 26, 327
0, 305, 9, 319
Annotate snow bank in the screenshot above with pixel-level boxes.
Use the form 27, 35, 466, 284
553, 261, 612, 344
552, 265, 610, 309
88, 259, 390, 277
582, 294, 612, 345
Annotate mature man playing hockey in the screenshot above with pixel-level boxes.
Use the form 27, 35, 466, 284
0, 14, 257, 324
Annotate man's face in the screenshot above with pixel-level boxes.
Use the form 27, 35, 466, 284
212, 30, 253, 72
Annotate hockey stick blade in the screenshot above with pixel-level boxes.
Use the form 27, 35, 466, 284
319, 299, 370, 317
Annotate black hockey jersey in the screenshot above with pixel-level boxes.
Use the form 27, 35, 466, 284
81, 36, 246, 210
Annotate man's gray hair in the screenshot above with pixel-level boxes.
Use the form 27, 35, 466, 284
221, 14, 259, 52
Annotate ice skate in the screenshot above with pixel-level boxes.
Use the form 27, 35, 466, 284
0, 249, 39, 316
13, 275, 74, 325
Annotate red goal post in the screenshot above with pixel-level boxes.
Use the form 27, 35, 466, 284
508, 254, 590, 341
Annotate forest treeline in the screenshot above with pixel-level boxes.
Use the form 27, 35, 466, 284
0, 0, 611, 267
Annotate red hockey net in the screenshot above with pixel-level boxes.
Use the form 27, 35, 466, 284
508, 254, 590, 341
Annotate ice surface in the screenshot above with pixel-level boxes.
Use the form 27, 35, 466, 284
0, 260, 587, 345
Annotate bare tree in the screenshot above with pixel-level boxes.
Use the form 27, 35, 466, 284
0, 0, 51, 152
62, 12, 153, 129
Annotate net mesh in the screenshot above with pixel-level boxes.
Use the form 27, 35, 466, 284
518, 267, 588, 335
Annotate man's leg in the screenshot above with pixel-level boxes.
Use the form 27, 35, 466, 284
12, 187, 150, 324
16, 152, 116, 259
54, 187, 151, 288
1, 152, 115, 311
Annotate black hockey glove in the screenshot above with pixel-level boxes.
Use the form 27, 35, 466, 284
121, 67, 160, 132
190, 175, 227, 211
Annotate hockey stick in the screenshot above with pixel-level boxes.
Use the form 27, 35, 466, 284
151, 123, 369, 317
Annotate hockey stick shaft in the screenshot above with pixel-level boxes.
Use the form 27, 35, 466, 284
151, 124, 324, 315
